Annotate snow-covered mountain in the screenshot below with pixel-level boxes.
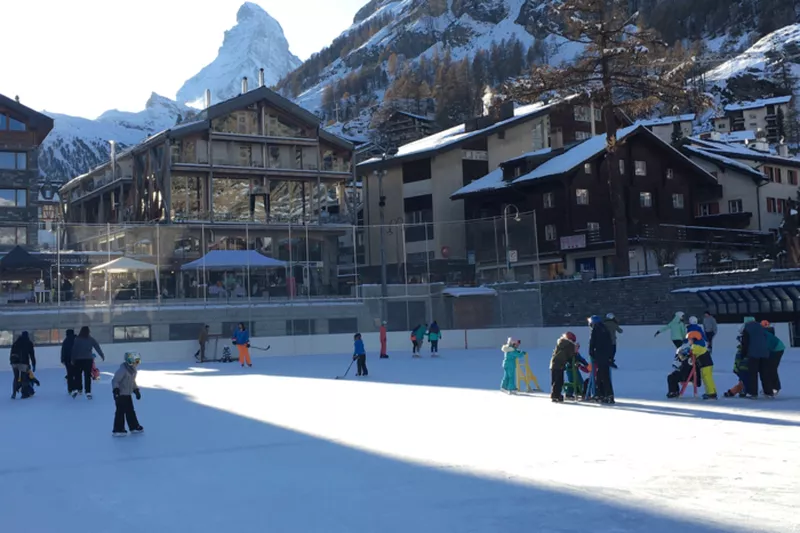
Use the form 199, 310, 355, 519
176, 2, 301, 107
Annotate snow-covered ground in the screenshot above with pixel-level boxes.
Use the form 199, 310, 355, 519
1, 346, 798, 533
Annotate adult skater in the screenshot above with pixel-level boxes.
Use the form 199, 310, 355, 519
654, 312, 687, 348
603, 313, 622, 369
9, 331, 35, 400
232, 322, 252, 367
198, 324, 209, 362
71, 326, 105, 399
740, 317, 770, 398
61, 328, 76, 394
703, 312, 718, 352
379, 321, 388, 359
588, 315, 615, 404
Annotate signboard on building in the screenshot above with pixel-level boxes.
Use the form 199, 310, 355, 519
462, 150, 488, 161
467, 251, 475, 265
559, 234, 587, 251
507, 250, 518, 263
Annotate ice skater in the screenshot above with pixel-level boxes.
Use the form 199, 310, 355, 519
112, 352, 143, 437
550, 331, 578, 402
603, 313, 622, 368
232, 322, 252, 367
588, 316, 615, 404
724, 332, 748, 398
762, 321, 785, 396
703, 311, 718, 352
61, 328, 75, 394
71, 326, 105, 399
411, 324, 426, 358
427, 321, 441, 357
741, 317, 770, 398
654, 311, 687, 348
686, 316, 707, 342
688, 331, 716, 400
353, 333, 368, 377
10, 331, 36, 400
500, 338, 524, 394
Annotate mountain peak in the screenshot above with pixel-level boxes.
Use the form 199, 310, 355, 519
176, 2, 301, 106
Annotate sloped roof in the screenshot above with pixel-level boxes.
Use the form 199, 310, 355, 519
682, 145, 767, 181
181, 250, 286, 270
91, 257, 158, 273
687, 138, 800, 168
206, 85, 320, 127
0, 246, 50, 271
636, 114, 696, 127
0, 93, 54, 135
724, 95, 792, 112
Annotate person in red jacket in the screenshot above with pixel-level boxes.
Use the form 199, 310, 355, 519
379, 321, 388, 359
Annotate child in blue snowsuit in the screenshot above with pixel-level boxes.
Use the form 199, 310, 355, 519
501, 338, 524, 393
353, 333, 368, 377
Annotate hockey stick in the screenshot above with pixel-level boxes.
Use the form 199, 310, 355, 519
250, 345, 271, 352
334, 359, 355, 380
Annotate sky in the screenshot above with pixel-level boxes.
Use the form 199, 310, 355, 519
0, 0, 366, 119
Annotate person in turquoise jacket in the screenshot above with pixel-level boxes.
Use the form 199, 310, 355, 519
654, 311, 687, 348
501, 338, 525, 393
763, 321, 785, 395
427, 321, 441, 356
411, 324, 427, 357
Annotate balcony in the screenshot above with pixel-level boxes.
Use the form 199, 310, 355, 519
635, 223, 773, 249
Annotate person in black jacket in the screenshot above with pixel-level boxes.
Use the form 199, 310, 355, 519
588, 315, 615, 404
61, 329, 76, 394
10, 331, 36, 399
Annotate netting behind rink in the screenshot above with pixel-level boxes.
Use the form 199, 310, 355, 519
0, 215, 544, 355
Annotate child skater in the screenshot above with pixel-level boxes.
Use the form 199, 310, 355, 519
353, 333, 368, 377
687, 331, 716, 400
112, 352, 143, 437
724, 331, 748, 397
500, 338, 524, 394
564, 345, 590, 400
550, 331, 578, 402
427, 321, 441, 357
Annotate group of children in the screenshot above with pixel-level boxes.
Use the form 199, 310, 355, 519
411, 322, 441, 357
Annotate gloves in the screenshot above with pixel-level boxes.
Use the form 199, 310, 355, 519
246, 342, 251, 348
654, 331, 660, 337
31, 365, 35, 373
101, 355, 105, 361
352, 355, 357, 361
113, 388, 120, 400
134, 389, 141, 400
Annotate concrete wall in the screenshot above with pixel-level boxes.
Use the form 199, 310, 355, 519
487, 115, 549, 169
365, 166, 403, 265
431, 149, 466, 260
26, 322, 792, 370
688, 156, 762, 230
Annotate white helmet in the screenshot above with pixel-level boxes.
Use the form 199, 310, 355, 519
676, 311, 685, 319
689, 316, 698, 325
606, 313, 615, 320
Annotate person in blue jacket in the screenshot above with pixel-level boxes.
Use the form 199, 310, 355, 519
741, 317, 769, 397
686, 316, 707, 343
353, 333, 368, 377
500, 338, 525, 394
232, 322, 252, 367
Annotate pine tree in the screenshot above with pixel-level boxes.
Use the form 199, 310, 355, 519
504, 0, 701, 276
321, 85, 336, 119
387, 53, 400, 78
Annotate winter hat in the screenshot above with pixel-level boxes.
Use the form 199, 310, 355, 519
675, 311, 685, 319
565, 332, 577, 343
606, 313, 615, 320
689, 316, 698, 325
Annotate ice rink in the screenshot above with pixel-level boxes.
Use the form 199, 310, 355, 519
1, 344, 798, 533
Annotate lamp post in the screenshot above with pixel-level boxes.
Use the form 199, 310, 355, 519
370, 144, 398, 326
503, 204, 521, 280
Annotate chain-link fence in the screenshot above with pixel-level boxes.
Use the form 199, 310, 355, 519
0, 214, 547, 348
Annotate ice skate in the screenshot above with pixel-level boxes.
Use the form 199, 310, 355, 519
71, 390, 78, 399
723, 390, 735, 398
11, 392, 16, 399
666, 392, 679, 398
602, 396, 615, 404
551, 396, 564, 403
702, 393, 718, 400
112, 431, 127, 437
131, 426, 144, 434
247, 363, 252, 367
609, 361, 618, 369
86, 393, 93, 400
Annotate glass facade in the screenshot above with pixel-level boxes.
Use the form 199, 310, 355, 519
212, 110, 259, 135
266, 113, 313, 139
170, 175, 206, 221
212, 177, 251, 221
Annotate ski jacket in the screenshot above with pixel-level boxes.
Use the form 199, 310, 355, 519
658, 313, 687, 341
412, 325, 426, 342
733, 344, 748, 376
61, 330, 75, 365
112, 363, 138, 396
741, 320, 769, 359
602, 318, 623, 345
689, 343, 713, 369
353, 338, 365, 355
232, 329, 249, 345
71, 335, 104, 361
765, 331, 785, 353
550, 336, 577, 370
427, 322, 441, 341
686, 324, 707, 342
703, 315, 718, 335
589, 323, 613, 364
501, 344, 524, 369
10, 333, 35, 368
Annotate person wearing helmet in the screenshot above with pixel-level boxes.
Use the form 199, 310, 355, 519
588, 315, 615, 404
112, 352, 143, 437
654, 312, 687, 348
686, 316, 707, 343
500, 338, 525, 394
603, 313, 623, 369
550, 331, 579, 402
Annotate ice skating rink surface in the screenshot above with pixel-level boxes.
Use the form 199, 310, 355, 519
0, 347, 798, 533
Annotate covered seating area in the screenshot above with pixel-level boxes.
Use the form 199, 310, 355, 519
89, 257, 160, 303
181, 250, 286, 299
0, 246, 52, 303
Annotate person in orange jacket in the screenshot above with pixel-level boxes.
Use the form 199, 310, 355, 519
379, 321, 388, 359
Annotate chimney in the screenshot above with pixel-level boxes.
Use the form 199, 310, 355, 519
242, 77, 249, 94
14, 96, 19, 103
205, 89, 211, 109
258, 68, 265, 88
778, 138, 790, 157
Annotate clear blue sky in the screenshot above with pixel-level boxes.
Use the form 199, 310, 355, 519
1, 0, 367, 119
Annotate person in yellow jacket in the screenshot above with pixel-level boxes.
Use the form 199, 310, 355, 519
687, 330, 717, 400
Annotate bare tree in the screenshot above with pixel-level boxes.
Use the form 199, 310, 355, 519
504, 0, 703, 275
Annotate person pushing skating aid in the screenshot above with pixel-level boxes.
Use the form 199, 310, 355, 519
112, 352, 143, 437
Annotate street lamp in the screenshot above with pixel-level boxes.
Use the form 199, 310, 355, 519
503, 204, 521, 279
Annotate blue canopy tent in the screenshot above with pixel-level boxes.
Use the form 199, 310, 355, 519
181, 251, 286, 300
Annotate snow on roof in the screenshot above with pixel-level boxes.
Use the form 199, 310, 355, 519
393, 110, 434, 122
636, 114, 696, 127
672, 280, 800, 294
716, 131, 756, 143
441, 287, 497, 297
724, 95, 793, 112
682, 145, 766, 180
502, 147, 553, 163
688, 137, 800, 166
450, 167, 508, 198
513, 125, 639, 184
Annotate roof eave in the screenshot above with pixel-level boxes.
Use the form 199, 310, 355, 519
206, 86, 320, 128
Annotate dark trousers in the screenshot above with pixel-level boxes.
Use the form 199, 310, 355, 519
550, 367, 565, 399
113, 395, 140, 432
412, 341, 418, 354
431, 340, 439, 353
672, 340, 684, 349
355, 354, 368, 376
67, 362, 81, 392
768, 350, 784, 392
74, 359, 94, 394
667, 370, 682, 394
64, 364, 72, 392
595, 361, 614, 398
706, 332, 715, 352
746, 357, 772, 396
610, 345, 617, 361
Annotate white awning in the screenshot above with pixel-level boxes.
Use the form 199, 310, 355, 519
91, 257, 158, 274
181, 250, 286, 271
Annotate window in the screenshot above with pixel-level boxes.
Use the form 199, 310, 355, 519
672, 193, 684, 209
0, 189, 27, 207
767, 197, 777, 213
573, 106, 591, 122
0, 227, 27, 245
0, 113, 25, 131
513, 166, 522, 178
287, 319, 315, 335
775, 168, 783, 184
639, 192, 653, 207
404, 195, 434, 242
575, 189, 589, 205
697, 202, 720, 216
729, 199, 744, 213
593, 107, 603, 121
32, 329, 61, 346
169, 323, 206, 341
634, 161, 647, 176
584, 163, 592, 174
587, 222, 600, 232
0, 152, 27, 170
329, 317, 358, 334
402, 158, 432, 184
543, 192, 555, 209
778, 198, 787, 214
113, 326, 151, 342
498, 130, 505, 140
717, 122, 726, 130
545, 224, 557, 241
666, 168, 674, 180
575, 131, 591, 141
789, 170, 798, 186
749, 114, 757, 119
619, 159, 625, 174
749, 122, 758, 128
